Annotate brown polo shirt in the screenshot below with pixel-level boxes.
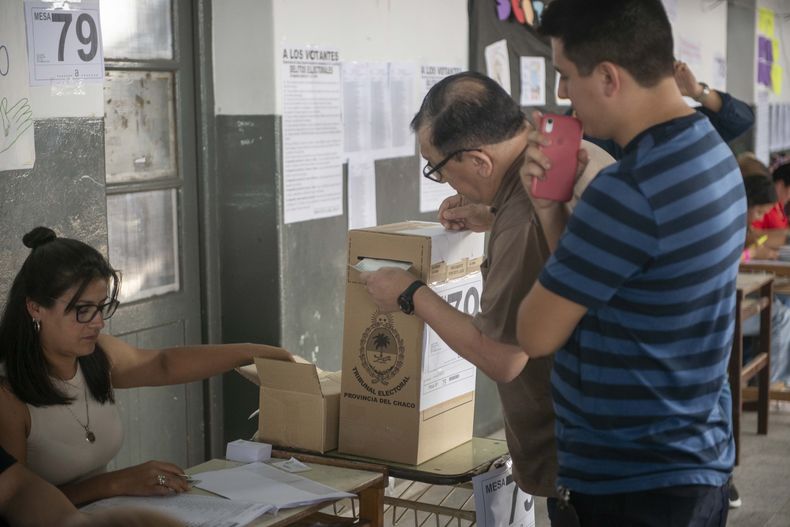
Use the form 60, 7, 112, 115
471, 166, 557, 498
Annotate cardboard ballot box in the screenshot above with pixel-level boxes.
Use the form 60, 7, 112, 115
339, 222, 485, 465
239, 357, 341, 453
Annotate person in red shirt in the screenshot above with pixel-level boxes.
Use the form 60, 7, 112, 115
752, 163, 790, 230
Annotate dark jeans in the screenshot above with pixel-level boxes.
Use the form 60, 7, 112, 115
567, 482, 729, 527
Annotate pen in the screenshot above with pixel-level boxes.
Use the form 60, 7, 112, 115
757, 235, 768, 246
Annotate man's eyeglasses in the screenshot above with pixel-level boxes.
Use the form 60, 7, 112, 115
422, 148, 482, 183
49, 297, 120, 323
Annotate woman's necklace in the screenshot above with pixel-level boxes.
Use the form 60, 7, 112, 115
65, 383, 96, 444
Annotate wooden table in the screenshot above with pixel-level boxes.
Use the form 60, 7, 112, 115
187, 450, 387, 527
740, 262, 790, 402
275, 437, 509, 525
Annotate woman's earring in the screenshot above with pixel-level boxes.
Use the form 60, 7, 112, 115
33, 319, 40, 333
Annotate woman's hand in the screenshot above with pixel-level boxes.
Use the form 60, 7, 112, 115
751, 244, 779, 260
108, 461, 190, 497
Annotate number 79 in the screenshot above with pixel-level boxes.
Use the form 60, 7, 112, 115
52, 12, 98, 62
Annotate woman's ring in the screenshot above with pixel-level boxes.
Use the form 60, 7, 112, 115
157, 474, 167, 486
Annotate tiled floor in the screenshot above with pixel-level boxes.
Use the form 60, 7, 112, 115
365, 404, 790, 527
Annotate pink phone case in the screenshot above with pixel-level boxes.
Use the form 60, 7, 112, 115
531, 114, 583, 202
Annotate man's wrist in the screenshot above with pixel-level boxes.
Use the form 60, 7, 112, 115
693, 82, 711, 102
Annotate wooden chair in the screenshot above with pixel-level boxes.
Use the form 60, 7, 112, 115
730, 274, 773, 465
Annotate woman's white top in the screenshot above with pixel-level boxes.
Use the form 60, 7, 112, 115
26, 364, 123, 486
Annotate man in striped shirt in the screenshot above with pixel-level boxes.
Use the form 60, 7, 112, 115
516, 0, 745, 525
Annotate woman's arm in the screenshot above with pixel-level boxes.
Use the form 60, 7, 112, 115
59, 459, 190, 505
102, 334, 293, 389
0, 385, 30, 464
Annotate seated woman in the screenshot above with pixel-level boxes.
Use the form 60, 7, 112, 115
742, 176, 790, 388
0, 227, 294, 505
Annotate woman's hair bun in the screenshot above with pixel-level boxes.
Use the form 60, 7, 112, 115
22, 227, 57, 249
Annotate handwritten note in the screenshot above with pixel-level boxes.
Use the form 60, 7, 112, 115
0, 0, 35, 170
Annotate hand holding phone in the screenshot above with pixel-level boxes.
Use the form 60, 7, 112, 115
530, 114, 583, 202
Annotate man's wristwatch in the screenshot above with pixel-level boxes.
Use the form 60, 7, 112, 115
398, 280, 426, 315
693, 82, 711, 102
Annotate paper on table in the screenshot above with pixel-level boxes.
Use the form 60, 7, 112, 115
195, 462, 354, 509
351, 258, 412, 273
81, 493, 274, 527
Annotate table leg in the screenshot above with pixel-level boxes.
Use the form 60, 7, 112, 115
358, 486, 384, 527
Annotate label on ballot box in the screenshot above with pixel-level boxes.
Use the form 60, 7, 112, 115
473, 458, 535, 527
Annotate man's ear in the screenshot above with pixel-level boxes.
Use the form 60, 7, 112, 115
597, 61, 621, 98
469, 150, 494, 179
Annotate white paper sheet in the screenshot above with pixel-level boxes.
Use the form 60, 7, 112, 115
195, 462, 354, 508
342, 61, 417, 161
421, 274, 480, 411
388, 62, 418, 158
418, 65, 464, 212
342, 61, 372, 154
419, 156, 457, 213
81, 494, 274, 527
352, 258, 412, 273
484, 39, 511, 95
519, 56, 546, 106
0, 1, 35, 170
282, 45, 344, 224
348, 157, 377, 229
755, 91, 771, 164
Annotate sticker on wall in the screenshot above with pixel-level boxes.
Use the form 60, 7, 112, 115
519, 56, 545, 107
24, 1, 104, 86
0, 1, 35, 170
484, 39, 512, 96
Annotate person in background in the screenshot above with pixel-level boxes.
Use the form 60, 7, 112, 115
0, 227, 294, 506
741, 176, 790, 392
516, 0, 743, 524
0, 445, 181, 527
751, 162, 790, 231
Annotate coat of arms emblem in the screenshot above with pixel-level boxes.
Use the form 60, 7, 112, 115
359, 312, 405, 385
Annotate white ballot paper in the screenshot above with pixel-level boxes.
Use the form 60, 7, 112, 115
195, 462, 354, 508
351, 258, 412, 273
81, 493, 274, 527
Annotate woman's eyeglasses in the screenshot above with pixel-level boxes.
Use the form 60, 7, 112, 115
48, 297, 120, 323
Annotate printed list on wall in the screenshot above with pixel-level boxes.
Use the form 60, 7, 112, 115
0, 1, 35, 171
282, 46, 344, 225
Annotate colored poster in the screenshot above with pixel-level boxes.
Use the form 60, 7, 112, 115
0, 0, 35, 171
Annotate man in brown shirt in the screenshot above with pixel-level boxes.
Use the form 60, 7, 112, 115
361, 71, 613, 522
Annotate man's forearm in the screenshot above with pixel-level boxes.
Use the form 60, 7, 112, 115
535, 205, 569, 253
412, 287, 527, 383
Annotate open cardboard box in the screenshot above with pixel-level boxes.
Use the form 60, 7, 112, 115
238, 356, 341, 453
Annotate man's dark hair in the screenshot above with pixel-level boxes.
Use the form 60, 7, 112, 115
744, 174, 777, 207
773, 163, 790, 186
410, 71, 525, 155
539, 0, 674, 87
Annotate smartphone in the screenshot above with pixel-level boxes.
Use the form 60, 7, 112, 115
531, 113, 583, 202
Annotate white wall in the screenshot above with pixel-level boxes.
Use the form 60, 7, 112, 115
671, 0, 729, 92
213, 0, 468, 115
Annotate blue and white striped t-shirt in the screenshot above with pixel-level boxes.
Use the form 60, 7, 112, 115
539, 112, 746, 495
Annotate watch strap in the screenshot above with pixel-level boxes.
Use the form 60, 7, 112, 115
693, 82, 711, 102
399, 280, 426, 315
